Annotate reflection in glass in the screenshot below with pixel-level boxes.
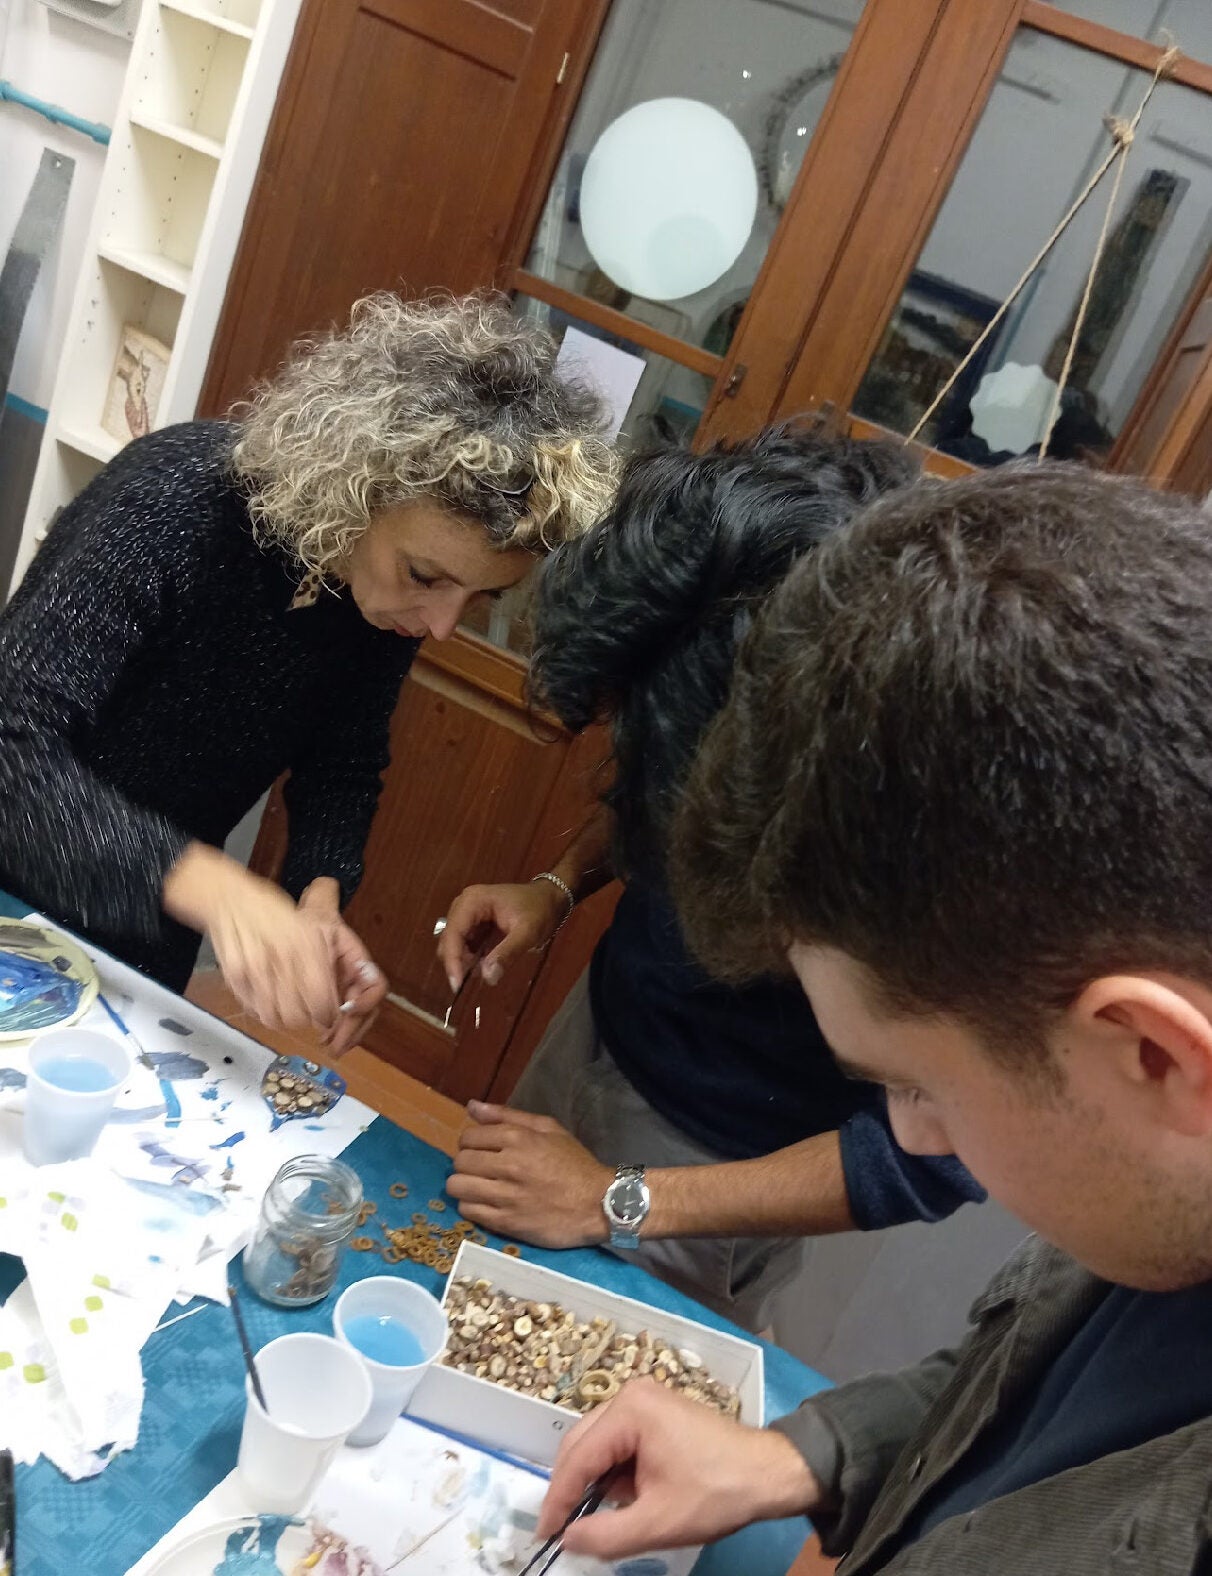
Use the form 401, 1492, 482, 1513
460, 295, 712, 654
517, 292, 712, 458
853, 30, 1212, 465
526, 0, 866, 357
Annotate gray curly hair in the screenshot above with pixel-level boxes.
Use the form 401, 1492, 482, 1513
231, 292, 619, 573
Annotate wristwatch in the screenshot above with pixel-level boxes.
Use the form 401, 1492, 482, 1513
602, 1163, 650, 1250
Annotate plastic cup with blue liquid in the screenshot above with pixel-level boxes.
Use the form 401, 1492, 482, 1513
334, 1276, 447, 1445
22, 1027, 132, 1166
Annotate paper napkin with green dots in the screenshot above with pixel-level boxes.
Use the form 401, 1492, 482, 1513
0, 1158, 211, 1477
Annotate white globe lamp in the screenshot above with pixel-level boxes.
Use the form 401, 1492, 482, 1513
579, 98, 758, 303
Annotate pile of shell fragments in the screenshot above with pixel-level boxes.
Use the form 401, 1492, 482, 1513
440, 1276, 741, 1416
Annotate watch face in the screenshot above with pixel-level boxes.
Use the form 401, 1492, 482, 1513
609, 1174, 648, 1225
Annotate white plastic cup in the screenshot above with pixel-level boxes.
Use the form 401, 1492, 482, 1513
237, 1332, 372, 1513
22, 1027, 132, 1166
334, 1277, 447, 1446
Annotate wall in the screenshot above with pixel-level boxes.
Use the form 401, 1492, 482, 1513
1, 0, 129, 410
774, 1198, 1030, 1382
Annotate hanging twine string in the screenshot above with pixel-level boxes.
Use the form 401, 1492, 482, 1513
905, 43, 1180, 455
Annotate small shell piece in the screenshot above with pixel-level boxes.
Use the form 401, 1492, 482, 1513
578, 1369, 619, 1406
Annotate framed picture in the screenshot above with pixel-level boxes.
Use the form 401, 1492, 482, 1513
102, 324, 171, 445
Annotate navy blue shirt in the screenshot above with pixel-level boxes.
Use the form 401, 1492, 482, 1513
902, 1277, 1212, 1547
589, 883, 983, 1226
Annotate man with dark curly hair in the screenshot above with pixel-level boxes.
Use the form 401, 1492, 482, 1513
0, 292, 615, 1050
538, 465, 1212, 1575
440, 428, 982, 1331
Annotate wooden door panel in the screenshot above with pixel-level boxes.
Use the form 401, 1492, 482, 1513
346, 647, 567, 1099
201, 0, 599, 417
345, 657, 568, 1024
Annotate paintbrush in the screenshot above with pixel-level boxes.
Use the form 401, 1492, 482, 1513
98, 992, 155, 1072
227, 1284, 268, 1412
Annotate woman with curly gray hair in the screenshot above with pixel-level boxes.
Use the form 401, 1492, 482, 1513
0, 292, 615, 1050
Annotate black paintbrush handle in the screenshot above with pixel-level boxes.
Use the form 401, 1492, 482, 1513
0, 1448, 14, 1576
227, 1285, 268, 1413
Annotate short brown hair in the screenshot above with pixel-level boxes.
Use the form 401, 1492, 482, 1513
671, 463, 1212, 1058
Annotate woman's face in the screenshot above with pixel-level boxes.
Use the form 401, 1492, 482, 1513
341, 499, 534, 642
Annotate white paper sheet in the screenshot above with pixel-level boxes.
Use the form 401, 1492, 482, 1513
126, 1415, 696, 1576
555, 325, 647, 442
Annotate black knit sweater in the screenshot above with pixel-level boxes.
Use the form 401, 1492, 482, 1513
0, 422, 419, 988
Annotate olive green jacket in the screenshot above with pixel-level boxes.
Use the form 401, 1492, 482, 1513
775, 1237, 1212, 1574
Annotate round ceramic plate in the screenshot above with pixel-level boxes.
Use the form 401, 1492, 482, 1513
0, 917, 98, 1044
141, 1514, 313, 1575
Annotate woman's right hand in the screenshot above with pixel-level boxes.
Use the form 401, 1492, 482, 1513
163, 843, 339, 1031
437, 880, 568, 992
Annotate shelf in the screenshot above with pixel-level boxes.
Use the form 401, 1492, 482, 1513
97, 240, 192, 295
119, 126, 219, 277
158, 0, 255, 39
130, 109, 223, 162
57, 424, 124, 465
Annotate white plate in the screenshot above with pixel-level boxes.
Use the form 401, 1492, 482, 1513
140, 1515, 314, 1575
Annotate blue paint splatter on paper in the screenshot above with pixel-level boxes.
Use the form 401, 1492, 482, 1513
157, 1018, 194, 1037
109, 1105, 168, 1124
210, 1131, 244, 1150
139, 1137, 209, 1185
160, 1079, 182, 1128
0, 1069, 26, 1091
148, 1050, 208, 1080
214, 1516, 300, 1573
200, 1085, 220, 1102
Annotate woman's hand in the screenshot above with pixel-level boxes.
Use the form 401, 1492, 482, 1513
538, 1381, 821, 1559
436, 880, 568, 992
298, 878, 387, 1056
164, 844, 339, 1032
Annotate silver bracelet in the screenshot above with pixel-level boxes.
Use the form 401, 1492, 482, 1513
531, 871, 575, 936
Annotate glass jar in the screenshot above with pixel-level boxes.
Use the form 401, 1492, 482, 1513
243, 1155, 363, 1307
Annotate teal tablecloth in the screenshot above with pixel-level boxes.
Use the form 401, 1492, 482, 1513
1, 892, 829, 1574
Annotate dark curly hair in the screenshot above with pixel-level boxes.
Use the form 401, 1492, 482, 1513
671, 463, 1212, 1061
529, 425, 918, 878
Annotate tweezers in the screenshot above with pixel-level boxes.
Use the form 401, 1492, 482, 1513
443, 939, 492, 1030
519, 1474, 615, 1576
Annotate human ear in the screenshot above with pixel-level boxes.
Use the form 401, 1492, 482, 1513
1072, 975, 1212, 1138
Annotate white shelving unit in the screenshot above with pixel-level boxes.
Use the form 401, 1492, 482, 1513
13, 0, 305, 591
